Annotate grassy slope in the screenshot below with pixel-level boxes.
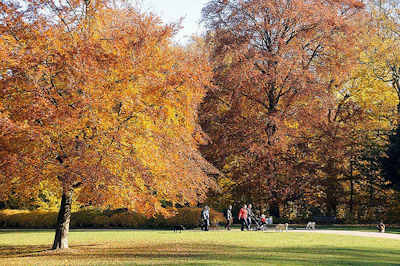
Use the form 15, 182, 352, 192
0, 229, 399, 265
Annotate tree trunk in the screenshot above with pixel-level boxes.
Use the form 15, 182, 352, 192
349, 160, 354, 220
349, 179, 354, 219
52, 189, 73, 250
325, 159, 338, 217
269, 202, 280, 218
326, 179, 338, 217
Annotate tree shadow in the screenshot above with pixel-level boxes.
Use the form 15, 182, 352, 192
0, 245, 50, 256
0, 244, 101, 257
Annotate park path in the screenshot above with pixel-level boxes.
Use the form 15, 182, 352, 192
290, 229, 400, 240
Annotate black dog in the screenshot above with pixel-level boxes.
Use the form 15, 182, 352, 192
173, 225, 185, 233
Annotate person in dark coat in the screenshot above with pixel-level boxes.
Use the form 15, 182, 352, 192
224, 205, 233, 230
238, 204, 248, 231
200, 206, 210, 231
247, 204, 254, 230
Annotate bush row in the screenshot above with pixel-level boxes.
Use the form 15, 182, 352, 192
0, 208, 225, 229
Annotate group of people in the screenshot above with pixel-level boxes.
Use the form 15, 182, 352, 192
201, 205, 388, 233
200, 203, 267, 231
238, 203, 265, 231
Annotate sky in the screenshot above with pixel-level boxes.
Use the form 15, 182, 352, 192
144, 0, 210, 43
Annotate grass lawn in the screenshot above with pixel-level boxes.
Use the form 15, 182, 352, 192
317, 225, 400, 234
0, 229, 399, 265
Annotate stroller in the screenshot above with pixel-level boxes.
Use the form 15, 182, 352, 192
251, 214, 267, 231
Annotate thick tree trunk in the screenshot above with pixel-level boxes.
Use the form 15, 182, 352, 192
349, 179, 354, 219
326, 178, 338, 217
325, 159, 338, 217
52, 190, 73, 250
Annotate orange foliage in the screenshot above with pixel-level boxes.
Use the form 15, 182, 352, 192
0, 0, 216, 219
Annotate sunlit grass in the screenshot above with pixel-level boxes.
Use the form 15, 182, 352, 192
0, 229, 399, 265
319, 225, 400, 234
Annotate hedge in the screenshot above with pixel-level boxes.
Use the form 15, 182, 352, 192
0, 208, 225, 229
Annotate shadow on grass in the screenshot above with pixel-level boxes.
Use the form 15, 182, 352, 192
0, 244, 102, 257
0, 245, 49, 256
1, 242, 399, 265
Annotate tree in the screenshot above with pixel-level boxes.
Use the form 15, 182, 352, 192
359, 0, 400, 190
0, 0, 216, 249
364, 0, 400, 114
277, 7, 400, 218
381, 127, 400, 189
200, 0, 364, 209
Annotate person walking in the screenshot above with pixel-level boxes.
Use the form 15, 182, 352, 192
247, 204, 254, 230
200, 206, 210, 231
238, 204, 248, 231
224, 205, 233, 230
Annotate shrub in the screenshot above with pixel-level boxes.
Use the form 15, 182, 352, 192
145, 214, 168, 229
210, 208, 225, 227
166, 208, 225, 229
0, 207, 225, 229
71, 208, 105, 228
0, 210, 57, 228
109, 212, 146, 228
385, 205, 400, 224
92, 215, 110, 228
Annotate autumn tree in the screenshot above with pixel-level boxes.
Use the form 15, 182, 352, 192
275, 4, 400, 220
357, 0, 400, 190
364, 0, 400, 114
284, 88, 390, 219
0, 0, 216, 249
200, 0, 364, 211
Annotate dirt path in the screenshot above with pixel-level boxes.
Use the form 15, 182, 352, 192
289, 229, 400, 240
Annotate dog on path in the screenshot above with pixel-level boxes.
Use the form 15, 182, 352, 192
275, 223, 288, 232
173, 225, 185, 233
306, 222, 316, 230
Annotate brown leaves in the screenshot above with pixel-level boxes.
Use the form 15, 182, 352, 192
200, 0, 365, 205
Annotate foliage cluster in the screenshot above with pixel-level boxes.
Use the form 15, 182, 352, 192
200, 0, 400, 223
0, 0, 216, 215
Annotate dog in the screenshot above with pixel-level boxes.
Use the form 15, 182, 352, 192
275, 223, 288, 232
306, 222, 316, 230
173, 225, 185, 233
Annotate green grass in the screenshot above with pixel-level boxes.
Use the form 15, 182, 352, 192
317, 225, 400, 234
0, 229, 399, 265
233, 224, 400, 234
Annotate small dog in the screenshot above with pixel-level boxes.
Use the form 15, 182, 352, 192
306, 222, 316, 230
173, 225, 185, 233
275, 223, 288, 232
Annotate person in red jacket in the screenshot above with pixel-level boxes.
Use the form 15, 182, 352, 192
238, 204, 248, 231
